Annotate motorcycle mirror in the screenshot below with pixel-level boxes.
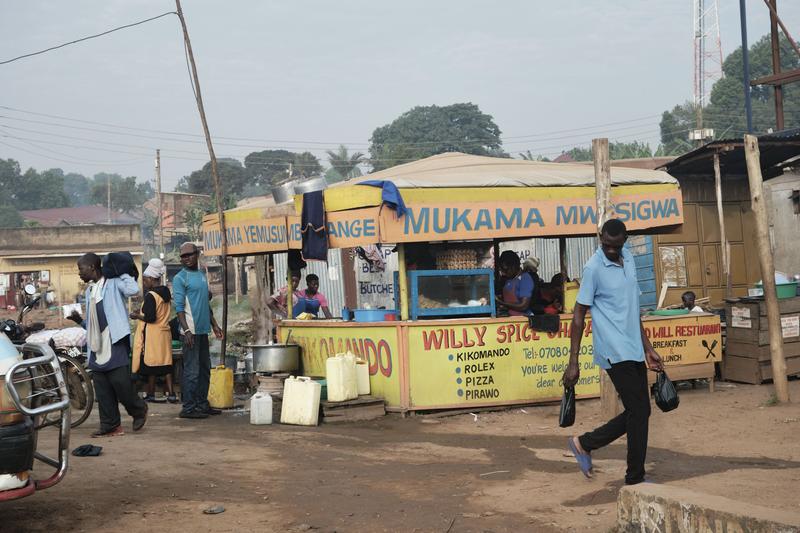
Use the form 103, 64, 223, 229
24, 284, 36, 296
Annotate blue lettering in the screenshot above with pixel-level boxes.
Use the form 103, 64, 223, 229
474, 209, 492, 231
636, 201, 651, 220
433, 208, 451, 234
364, 219, 376, 237
524, 208, 544, 227
404, 208, 429, 235
337, 220, 351, 239
556, 205, 578, 226
579, 206, 597, 225
615, 202, 630, 222
496, 208, 522, 229
452, 209, 472, 232
327, 222, 338, 238
666, 198, 679, 217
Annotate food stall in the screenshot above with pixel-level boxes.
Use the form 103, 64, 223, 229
203, 153, 722, 412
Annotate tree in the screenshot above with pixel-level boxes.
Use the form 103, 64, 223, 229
546, 142, 653, 162
90, 173, 153, 213
326, 145, 364, 180
63, 172, 91, 206
176, 158, 248, 202
0, 206, 24, 227
368, 103, 505, 171
183, 198, 215, 241
660, 33, 800, 155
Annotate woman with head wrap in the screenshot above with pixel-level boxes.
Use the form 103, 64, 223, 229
130, 258, 177, 403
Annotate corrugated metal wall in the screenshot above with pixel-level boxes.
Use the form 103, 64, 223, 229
628, 235, 657, 310
499, 237, 597, 281
274, 249, 346, 315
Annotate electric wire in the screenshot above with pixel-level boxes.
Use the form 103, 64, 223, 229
0, 12, 178, 66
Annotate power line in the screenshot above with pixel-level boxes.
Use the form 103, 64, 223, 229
0, 12, 177, 66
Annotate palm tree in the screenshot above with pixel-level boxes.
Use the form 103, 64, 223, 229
326, 145, 365, 181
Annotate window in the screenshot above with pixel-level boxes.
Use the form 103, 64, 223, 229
660, 246, 687, 287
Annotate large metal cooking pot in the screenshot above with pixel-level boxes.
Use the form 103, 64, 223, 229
271, 179, 299, 205
293, 176, 328, 195
249, 344, 300, 373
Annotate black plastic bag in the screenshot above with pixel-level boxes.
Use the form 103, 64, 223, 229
102, 251, 139, 280
559, 385, 576, 427
652, 371, 679, 412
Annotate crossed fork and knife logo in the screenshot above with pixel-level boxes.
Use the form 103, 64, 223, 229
702, 339, 718, 359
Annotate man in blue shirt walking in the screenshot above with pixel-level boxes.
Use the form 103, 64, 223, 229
563, 219, 663, 485
174, 243, 223, 419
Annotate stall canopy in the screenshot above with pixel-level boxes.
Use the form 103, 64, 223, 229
203, 152, 683, 256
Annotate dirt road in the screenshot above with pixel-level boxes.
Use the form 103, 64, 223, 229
4, 380, 800, 532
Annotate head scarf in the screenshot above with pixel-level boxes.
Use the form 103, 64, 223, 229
143, 258, 166, 279
523, 257, 540, 272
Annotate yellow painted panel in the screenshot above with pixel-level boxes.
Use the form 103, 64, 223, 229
404, 313, 721, 409
318, 183, 679, 212
279, 325, 402, 407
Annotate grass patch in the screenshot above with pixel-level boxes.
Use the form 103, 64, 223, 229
763, 393, 779, 407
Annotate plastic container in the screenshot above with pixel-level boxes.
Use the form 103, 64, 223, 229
249, 392, 273, 425
326, 353, 358, 402
354, 309, 388, 322
356, 359, 370, 396
280, 376, 321, 426
207, 366, 233, 409
563, 281, 579, 313
649, 309, 690, 316
755, 282, 798, 299
383, 311, 397, 321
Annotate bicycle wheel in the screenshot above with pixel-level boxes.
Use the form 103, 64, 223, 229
59, 353, 94, 428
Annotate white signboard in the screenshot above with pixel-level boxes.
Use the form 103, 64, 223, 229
781, 315, 800, 339
355, 246, 398, 310
731, 306, 752, 329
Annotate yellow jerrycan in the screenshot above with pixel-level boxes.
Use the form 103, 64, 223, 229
208, 365, 234, 409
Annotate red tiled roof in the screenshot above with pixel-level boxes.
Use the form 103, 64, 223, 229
553, 152, 576, 163
20, 206, 143, 227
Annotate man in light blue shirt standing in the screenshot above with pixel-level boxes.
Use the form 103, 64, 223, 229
563, 219, 663, 485
174, 242, 223, 419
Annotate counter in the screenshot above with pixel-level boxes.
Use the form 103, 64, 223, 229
278, 312, 722, 412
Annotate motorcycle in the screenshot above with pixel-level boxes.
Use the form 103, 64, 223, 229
3, 284, 94, 429
0, 338, 70, 501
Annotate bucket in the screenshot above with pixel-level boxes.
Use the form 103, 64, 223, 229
755, 282, 798, 299
249, 392, 273, 425
208, 366, 234, 409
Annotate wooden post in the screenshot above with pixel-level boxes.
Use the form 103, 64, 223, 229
713, 153, 732, 297
251, 255, 270, 344
744, 134, 790, 403
234, 257, 241, 305
155, 149, 164, 260
398, 244, 409, 321
592, 138, 622, 418
286, 266, 294, 320
558, 237, 567, 281
176, 0, 229, 361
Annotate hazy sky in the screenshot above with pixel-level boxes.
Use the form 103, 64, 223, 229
1, 1, 799, 191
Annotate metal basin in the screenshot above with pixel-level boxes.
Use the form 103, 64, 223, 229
271, 180, 299, 204
293, 176, 328, 195
249, 344, 300, 373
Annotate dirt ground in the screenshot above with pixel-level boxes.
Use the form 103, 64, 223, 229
3, 379, 800, 533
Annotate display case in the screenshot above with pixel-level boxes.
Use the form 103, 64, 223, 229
394, 269, 496, 320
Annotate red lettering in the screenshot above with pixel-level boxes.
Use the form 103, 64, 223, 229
474, 326, 487, 346
449, 328, 463, 349
422, 329, 445, 350
377, 339, 392, 377
462, 328, 475, 347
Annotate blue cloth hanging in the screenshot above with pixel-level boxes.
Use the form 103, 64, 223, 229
361, 180, 407, 217
300, 190, 328, 261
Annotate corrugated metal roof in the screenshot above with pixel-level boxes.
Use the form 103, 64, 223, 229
661, 129, 800, 178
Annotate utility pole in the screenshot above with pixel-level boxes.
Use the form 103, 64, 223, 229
593, 138, 622, 419
155, 149, 164, 257
175, 0, 229, 360
744, 134, 790, 403
107, 174, 111, 224
739, 0, 754, 133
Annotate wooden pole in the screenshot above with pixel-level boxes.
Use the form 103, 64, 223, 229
286, 266, 294, 320
558, 237, 567, 281
251, 255, 269, 344
744, 134, 790, 403
155, 149, 164, 259
398, 244, 409, 321
592, 138, 622, 418
713, 153, 732, 297
175, 0, 229, 361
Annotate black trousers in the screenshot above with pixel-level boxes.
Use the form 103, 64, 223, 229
92, 364, 146, 432
578, 360, 651, 484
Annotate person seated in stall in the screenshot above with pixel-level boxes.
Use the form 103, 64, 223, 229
293, 274, 332, 319
495, 250, 534, 317
267, 271, 301, 318
682, 291, 704, 313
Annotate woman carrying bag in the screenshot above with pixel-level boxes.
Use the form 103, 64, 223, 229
131, 258, 177, 403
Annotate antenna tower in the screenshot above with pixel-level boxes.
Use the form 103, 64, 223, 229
693, 0, 724, 137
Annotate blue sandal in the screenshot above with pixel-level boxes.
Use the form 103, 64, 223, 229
568, 438, 593, 478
